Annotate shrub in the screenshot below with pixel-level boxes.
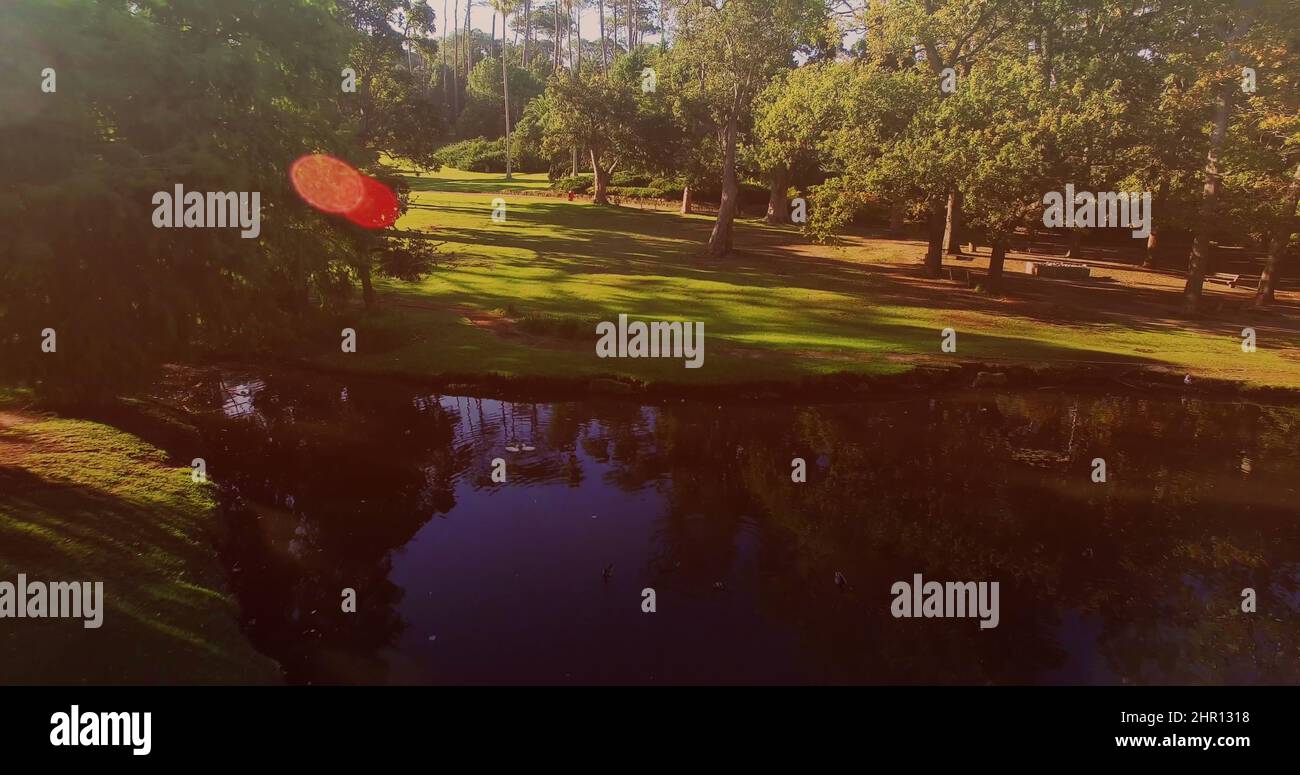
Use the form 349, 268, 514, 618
551, 175, 593, 194
648, 177, 684, 199
611, 172, 653, 187
431, 137, 506, 172
513, 311, 599, 340
609, 186, 664, 199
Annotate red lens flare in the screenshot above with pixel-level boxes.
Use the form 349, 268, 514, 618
290, 154, 365, 214
289, 154, 399, 229
344, 175, 401, 229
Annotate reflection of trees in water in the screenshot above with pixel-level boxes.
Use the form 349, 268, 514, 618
723, 396, 1300, 684
203, 375, 474, 683
429, 392, 1300, 684
198, 370, 1300, 684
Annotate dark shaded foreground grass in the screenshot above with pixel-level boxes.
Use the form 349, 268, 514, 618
318, 167, 1300, 390
0, 389, 280, 684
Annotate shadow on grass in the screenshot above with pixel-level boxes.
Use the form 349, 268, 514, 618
400, 173, 551, 194
0, 423, 280, 684
376, 192, 1300, 380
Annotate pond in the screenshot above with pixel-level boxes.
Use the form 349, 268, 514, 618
184, 370, 1300, 684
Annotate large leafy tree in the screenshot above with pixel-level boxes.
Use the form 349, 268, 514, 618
339, 0, 448, 166
668, 0, 827, 256
457, 55, 545, 138
0, 0, 440, 397
950, 58, 1052, 289
538, 69, 640, 203
751, 64, 847, 225
865, 0, 1021, 255
1225, 0, 1300, 305
808, 65, 945, 269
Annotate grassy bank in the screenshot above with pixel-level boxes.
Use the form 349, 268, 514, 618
0, 392, 280, 684
315, 165, 1300, 390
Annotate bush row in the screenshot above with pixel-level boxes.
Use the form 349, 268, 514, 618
431, 137, 550, 174
549, 175, 770, 206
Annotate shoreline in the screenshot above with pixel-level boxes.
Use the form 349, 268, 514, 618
191, 355, 1300, 406
0, 402, 283, 684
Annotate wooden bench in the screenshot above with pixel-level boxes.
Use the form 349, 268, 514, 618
1205, 273, 1242, 288
1022, 258, 1091, 280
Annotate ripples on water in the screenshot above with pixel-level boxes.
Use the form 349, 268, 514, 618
191, 371, 1300, 685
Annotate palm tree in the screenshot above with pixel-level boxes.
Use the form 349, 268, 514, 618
490, 0, 521, 180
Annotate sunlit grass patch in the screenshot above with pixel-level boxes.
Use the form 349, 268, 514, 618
0, 414, 280, 684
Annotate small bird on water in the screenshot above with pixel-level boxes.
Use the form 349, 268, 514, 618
602, 563, 614, 582
835, 571, 848, 590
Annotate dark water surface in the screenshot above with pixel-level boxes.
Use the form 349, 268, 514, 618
187, 370, 1300, 685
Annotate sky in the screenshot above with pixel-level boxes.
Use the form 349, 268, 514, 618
425, 1, 656, 42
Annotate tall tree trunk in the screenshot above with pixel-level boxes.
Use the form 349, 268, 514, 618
627, 0, 633, 50
1143, 180, 1167, 267
451, 0, 460, 115
924, 196, 945, 277
944, 190, 962, 254
441, 0, 449, 104
1144, 226, 1161, 268
564, 0, 574, 72
987, 237, 1008, 290
574, 3, 582, 73
1183, 83, 1235, 314
599, 0, 607, 74
523, 0, 531, 66
360, 263, 376, 309
405, 23, 413, 73
1255, 161, 1300, 305
708, 113, 739, 256
659, 0, 666, 50
464, 0, 473, 81
1183, 3, 1255, 316
681, 185, 693, 215
765, 166, 789, 225
503, 11, 512, 180
554, 1, 562, 72
591, 151, 611, 205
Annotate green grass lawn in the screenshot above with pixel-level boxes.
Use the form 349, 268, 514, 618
318, 166, 1300, 389
0, 402, 281, 684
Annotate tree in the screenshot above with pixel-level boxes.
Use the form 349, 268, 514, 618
865, 0, 1021, 256
599, 0, 608, 73
491, 0, 522, 179
752, 64, 845, 225
808, 64, 945, 271
1256, 162, 1300, 303
339, 0, 448, 165
539, 70, 640, 203
457, 55, 544, 137
0, 0, 364, 397
950, 58, 1052, 290
1182, 0, 1259, 315
668, 0, 827, 256
523, 0, 532, 66
1225, 0, 1300, 305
